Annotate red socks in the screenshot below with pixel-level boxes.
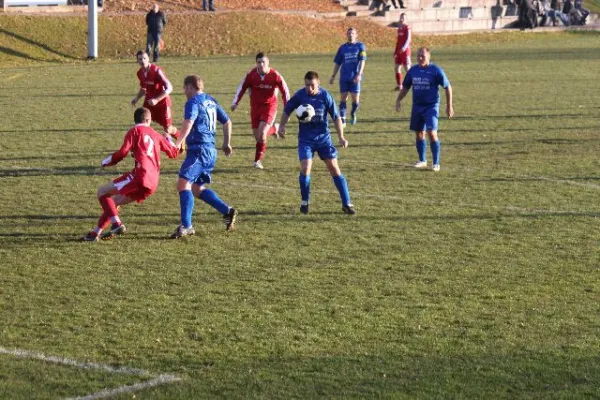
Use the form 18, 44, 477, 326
255, 142, 267, 162
99, 195, 118, 218
396, 72, 402, 87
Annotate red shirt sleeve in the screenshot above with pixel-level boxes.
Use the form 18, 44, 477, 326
232, 71, 251, 106
277, 73, 290, 107
159, 134, 180, 159
108, 128, 135, 166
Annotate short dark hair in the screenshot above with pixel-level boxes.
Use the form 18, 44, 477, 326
134, 107, 151, 124
304, 71, 319, 81
256, 52, 266, 60
136, 50, 147, 58
183, 75, 202, 90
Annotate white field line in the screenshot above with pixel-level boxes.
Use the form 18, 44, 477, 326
68, 374, 181, 400
0, 346, 181, 399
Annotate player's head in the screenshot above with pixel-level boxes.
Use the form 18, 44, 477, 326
255, 52, 270, 74
346, 27, 357, 43
183, 75, 204, 99
152, 3, 159, 12
136, 50, 150, 67
304, 71, 320, 96
417, 47, 431, 67
399, 13, 406, 24
134, 107, 152, 125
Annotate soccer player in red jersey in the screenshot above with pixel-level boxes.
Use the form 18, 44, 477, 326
231, 52, 290, 169
394, 13, 412, 91
131, 50, 178, 138
82, 107, 179, 241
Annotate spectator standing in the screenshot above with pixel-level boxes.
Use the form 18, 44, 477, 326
203, 0, 215, 11
146, 4, 166, 62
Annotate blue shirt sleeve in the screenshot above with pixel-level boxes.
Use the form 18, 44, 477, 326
215, 102, 230, 124
326, 92, 339, 120
334, 46, 343, 66
284, 93, 300, 116
359, 43, 367, 61
184, 99, 198, 121
437, 66, 450, 89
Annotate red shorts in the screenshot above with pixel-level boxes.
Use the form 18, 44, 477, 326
394, 51, 411, 66
250, 104, 277, 130
145, 98, 172, 132
113, 173, 154, 203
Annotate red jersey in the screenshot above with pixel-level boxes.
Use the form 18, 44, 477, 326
136, 64, 173, 106
395, 24, 412, 54
232, 67, 290, 109
104, 124, 179, 190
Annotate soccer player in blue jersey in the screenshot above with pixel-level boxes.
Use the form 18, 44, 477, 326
278, 71, 355, 215
395, 47, 454, 172
329, 27, 367, 127
171, 75, 237, 238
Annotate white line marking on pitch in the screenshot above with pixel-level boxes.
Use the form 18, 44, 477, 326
0, 346, 182, 399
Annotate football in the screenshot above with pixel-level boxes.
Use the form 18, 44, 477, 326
296, 104, 315, 123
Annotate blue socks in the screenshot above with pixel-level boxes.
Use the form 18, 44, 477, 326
179, 190, 194, 228
199, 188, 230, 215
299, 173, 311, 203
339, 101, 347, 119
431, 140, 441, 165
351, 102, 359, 116
416, 138, 427, 162
333, 175, 351, 206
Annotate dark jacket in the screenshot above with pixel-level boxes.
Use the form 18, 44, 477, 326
146, 10, 166, 34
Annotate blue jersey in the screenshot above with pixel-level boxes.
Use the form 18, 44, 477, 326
284, 88, 339, 145
184, 93, 229, 150
403, 63, 450, 108
334, 42, 367, 82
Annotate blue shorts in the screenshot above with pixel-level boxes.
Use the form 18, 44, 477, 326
339, 79, 360, 94
179, 146, 216, 186
410, 105, 439, 132
298, 141, 338, 161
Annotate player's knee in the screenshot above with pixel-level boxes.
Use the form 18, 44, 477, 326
415, 131, 425, 140
176, 178, 191, 192
428, 131, 438, 141
191, 184, 204, 197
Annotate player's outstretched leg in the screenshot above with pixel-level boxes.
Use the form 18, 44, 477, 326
198, 188, 237, 231
325, 159, 355, 215
299, 173, 311, 214
333, 175, 355, 215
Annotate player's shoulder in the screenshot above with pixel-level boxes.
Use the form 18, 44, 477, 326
358, 41, 366, 48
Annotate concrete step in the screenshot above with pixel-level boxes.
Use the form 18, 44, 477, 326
368, 14, 518, 31
381, 5, 511, 21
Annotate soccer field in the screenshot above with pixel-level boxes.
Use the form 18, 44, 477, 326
1, 33, 599, 398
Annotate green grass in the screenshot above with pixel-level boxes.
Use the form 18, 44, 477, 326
1, 32, 600, 398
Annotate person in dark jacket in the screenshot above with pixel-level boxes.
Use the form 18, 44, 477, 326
146, 4, 166, 62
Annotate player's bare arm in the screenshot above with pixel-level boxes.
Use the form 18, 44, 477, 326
330, 64, 341, 85
131, 88, 146, 106
395, 87, 409, 112
175, 119, 193, 149
278, 112, 290, 139
334, 117, 348, 148
222, 119, 233, 156
445, 85, 454, 118
354, 60, 366, 84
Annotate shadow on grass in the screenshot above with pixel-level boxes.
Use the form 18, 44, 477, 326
0, 46, 48, 63
0, 166, 115, 177
0, 28, 80, 61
